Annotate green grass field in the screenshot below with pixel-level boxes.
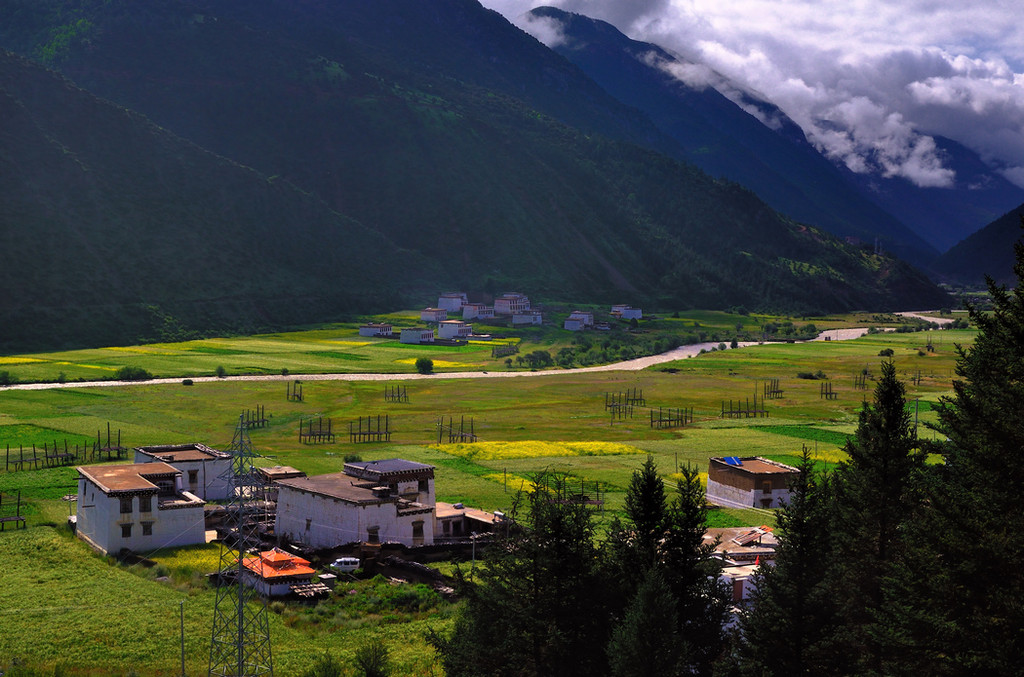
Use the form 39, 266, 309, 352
0, 320, 971, 675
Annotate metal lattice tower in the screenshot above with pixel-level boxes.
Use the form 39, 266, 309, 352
208, 415, 273, 677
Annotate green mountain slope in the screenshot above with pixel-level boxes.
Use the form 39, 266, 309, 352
0, 50, 419, 352
0, 2, 950, 352
932, 205, 1024, 286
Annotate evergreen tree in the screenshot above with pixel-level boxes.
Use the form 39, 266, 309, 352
607, 567, 683, 677
912, 234, 1024, 675
429, 473, 610, 677
662, 464, 731, 676
734, 448, 836, 676
624, 455, 668, 566
826, 360, 925, 675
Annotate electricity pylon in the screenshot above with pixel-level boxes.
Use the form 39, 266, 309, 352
208, 415, 273, 677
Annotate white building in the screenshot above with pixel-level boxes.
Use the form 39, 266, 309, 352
611, 305, 642, 320
75, 462, 206, 555
275, 459, 436, 549
437, 293, 468, 312
400, 327, 435, 344
358, 323, 393, 337
133, 443, 232, 501
568, 310, 595, 327
463, 303, 495, 320
512, 311, 543, 326
564, 317, 586, 331
435, 501, 503, 541
494, 293, 530, 316
420, 308, 448, 323
438, 320, 473, 340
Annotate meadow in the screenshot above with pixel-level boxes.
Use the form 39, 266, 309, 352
0, 316, 971, 675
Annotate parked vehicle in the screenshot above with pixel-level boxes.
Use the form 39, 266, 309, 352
329, 557, 360, 573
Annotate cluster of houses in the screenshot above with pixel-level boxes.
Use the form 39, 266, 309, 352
73, 447, 502, 596
563, 304, 642, 331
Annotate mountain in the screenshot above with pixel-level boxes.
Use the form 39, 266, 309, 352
525, 7, 937, 266
0, 49, 419, 352
0, 1, 949, 351
844, 135, 1024, 252
931, 206, 1024, 286
526, 7, 1023, 257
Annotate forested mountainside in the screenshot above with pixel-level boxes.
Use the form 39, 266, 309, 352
0, 50, 421, 351
932, 206, 1024, 286
0, 1, 949, 350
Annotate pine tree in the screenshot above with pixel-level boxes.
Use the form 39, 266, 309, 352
826, 359, 925, 675
913, 233, 1024, 675
662, 464, 731, 676
624, 454, 668, 567
607, 567, 683, 677
428, 473, 610, 677
734, 447, 836, 676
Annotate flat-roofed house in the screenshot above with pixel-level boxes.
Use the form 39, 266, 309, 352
512, 311, 543, 326
564, 317, 586, 331
437, 320, 473, 340
611, 305, 642, 320
358, 323, 393, 337
494, 293, 530, 315
274, 459, 436, 548
705, 456, 800, 509
437, 293, 468, 312
134, 443, 232, 500
568, 310, 595, 327
76, 462, 206, 555
400, 327, 435, 344
420, 308, 448, 323
463, 303, 495, 320
435, 501, 504, 541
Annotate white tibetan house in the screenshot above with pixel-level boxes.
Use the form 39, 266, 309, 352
400, 327, 435, 344
274, 459, 436, 549
358, 323, 393, 337
512, 311, 543, 326
611, 305, 642, 320
462, 303, 495, 320
420, 307, 448, 323
75, 462, 206, 555
133, 443, 232, 501
437, 320, 473, 340
437, 293, 468, 312
494, 293, 530, 316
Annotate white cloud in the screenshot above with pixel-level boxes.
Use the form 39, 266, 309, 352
482, 0, 1024, 189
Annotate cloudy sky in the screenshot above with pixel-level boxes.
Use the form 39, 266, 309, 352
480, 0, 1024, 189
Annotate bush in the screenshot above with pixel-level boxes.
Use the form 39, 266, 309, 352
0, 370, 18, 386
344, 453, 362, 463
879, 348, 895, 357
303, 651, 344, 677
114, 366, 152, 381
281, 367, 289, 376
415, 357, 433, 374
354, 639, 390, 677
215, 365, 227, 378
182, 379, 194, 386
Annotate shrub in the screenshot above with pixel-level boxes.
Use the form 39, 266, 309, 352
344, 453, 362, 463
879, 348, 895, 357
182, 379, 194, 386
0, 371, 18, 386
304, 651, 344, 677
114, 366, 152, 381
353, 639, 390, 677
215, 365, 227, 378
415, 357, 433, 374
281, 367, 289, 376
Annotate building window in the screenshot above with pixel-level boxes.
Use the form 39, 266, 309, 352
305, 518, 312, 531
139, 495, 152, 513
119, 496, 133, 514
412, 521, 424, 546
367, 527, 379, 544
156, 480, 175, 497
188, 470, 199, 486
141, 521, 153, 536
121, 523, 132, 538
418, 478, 429, 493
762, 481, 772, 494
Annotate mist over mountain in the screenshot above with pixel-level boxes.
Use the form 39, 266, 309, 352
0, 0, 950, 350
522, 7, 1024, 257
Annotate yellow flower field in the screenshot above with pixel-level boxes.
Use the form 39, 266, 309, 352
435, 440, 644, 461
394, 358, 469, 368
483, 472, 537, 493
0, 357, 44, 365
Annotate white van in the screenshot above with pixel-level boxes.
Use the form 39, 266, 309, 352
329, 557, 361, 573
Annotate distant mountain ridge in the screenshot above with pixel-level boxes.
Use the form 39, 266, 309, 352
526, 6, 1023, 256
0, 1, 950, 351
